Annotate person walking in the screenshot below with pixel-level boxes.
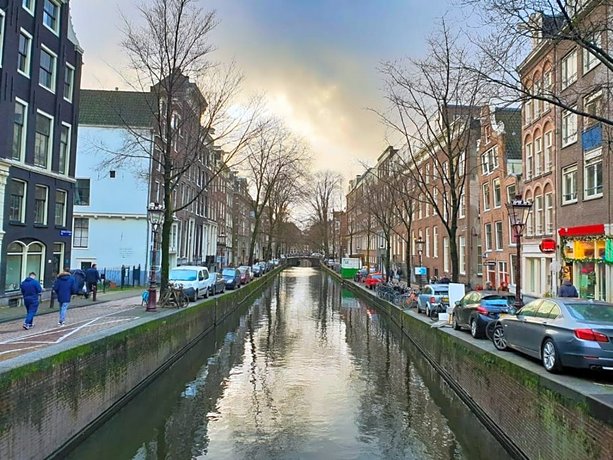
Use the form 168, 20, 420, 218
85, 264, 101, 301
558, 279, 579, 297
20, 272, 42, 330
53, 269, 75, 326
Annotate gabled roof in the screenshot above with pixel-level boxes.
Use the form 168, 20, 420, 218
494, 107, 522, 160
79, 89, 155, 128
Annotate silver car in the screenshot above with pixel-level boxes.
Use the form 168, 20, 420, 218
491, 298, 613, 373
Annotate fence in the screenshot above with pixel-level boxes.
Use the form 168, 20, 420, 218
100, 265, 145, 289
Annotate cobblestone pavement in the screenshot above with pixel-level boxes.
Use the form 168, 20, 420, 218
0, 293, 146, 362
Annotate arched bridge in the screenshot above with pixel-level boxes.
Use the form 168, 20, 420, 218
284, 256, 323, 268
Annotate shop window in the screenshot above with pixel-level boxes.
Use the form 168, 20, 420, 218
5, 241, 45, 291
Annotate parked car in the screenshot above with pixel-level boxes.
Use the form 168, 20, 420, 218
453, 291, 515, 338
168, 266, 211, 301
238, 266, 252, 284
209, 272, 226, 296
417, 284, 450, 318
251, 264, 262, 277
364, 273, 383, 290
222, 268, 241, 290
491, 298, 613, 373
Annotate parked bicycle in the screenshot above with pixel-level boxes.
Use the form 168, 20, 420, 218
159, 282, 189, 308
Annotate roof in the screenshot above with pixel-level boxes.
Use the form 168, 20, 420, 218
79, 90, 155, 128
494, 107, 522, 160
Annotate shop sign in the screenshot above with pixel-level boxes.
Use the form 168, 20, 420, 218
539, 238, 556, 254
606, 240, 613, 263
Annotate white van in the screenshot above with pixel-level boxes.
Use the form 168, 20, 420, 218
168, 266, 212, 301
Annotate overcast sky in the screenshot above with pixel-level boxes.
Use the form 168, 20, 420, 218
71, 0, 467, 186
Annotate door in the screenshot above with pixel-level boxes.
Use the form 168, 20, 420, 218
520, 300, 558, 355
505, 300, 542, 349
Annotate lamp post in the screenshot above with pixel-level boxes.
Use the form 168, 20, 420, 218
506, 194, 533, 310
147, 202, 165, 312
415, 237, 425, 289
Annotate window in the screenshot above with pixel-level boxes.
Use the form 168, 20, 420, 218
493, 179, 501, 208
562, 109, 577, 147
12, 100, 28, 161
485, 223, 493, 251
561, 50, 577, 89
584, 153, 603, 199
495, 221, 503, 250
43, 0, 60, 34
9, 180, 26, 223
64, 64, 74, 102
525, 142, 532, 179
481, 147, 498, 174
6, 242, 44, 291
543, 71, 552, 112
562, 165, 577, 203
425, 228, 430, 257
459, 190, 466, 218
73, 218, 89, 248
34, 112, 53, 168
506, 184, 516, 203
534, 195, 543, 235
0, 10, 5, 67
34, 185, 48, 225
498, 261, 509, 286
39, 46, 57, 92
17, 30, 32, 77
583, 33, 602, 74
545, 192, 553, 234
433, 226, 439, 258
534, 136, 542, 175
544, 130, 553, 172
443, 237, 450, 272
75, 179, 90, 206
22, 0, 35, 14
584, 91, 602, 129
483, 183, 491, 211
58, 124, 70, 175
459, 235, 466, 274
55, 189, 67, 226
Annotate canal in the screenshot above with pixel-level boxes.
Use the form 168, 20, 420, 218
67, 268, 512, 459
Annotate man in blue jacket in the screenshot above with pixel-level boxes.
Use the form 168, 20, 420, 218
20, 272, 42, 330
85, 264, 100, 301
53, 269, 75, 326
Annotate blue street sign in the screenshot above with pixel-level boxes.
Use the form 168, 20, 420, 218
60, 230, 72, 237
414, 266, 427, 276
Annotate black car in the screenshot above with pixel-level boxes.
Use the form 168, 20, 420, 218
209, 272, 226, 295
222, 268, 241, 290
453, 291, 515, 338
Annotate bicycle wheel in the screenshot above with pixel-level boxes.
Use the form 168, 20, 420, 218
178, 292, 189, 308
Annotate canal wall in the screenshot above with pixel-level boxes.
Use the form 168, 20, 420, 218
326, 268, 613, 460
0, 269, 281, 460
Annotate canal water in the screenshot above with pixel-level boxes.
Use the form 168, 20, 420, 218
67, 268, 511, 460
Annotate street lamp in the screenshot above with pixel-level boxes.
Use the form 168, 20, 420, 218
147, 202, 165, 312
506, 194, 533, 310
415, 236, 425, 289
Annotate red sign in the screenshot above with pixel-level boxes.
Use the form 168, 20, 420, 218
539, 238, 557, 254
558, 224, 605, 237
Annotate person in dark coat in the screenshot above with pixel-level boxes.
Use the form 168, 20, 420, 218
20, 272, 42, 330
53, 270, 75, 326
558, 279, 579, 297
85, 264, 100, 301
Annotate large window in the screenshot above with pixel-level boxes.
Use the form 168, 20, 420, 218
584, 153, 603, 199
12, 100, 27, 161
534, 195, 543, 235
433, 226, 439, 258
73, 218, 89, 248
443, 237, 449, 272
55, 189, 67, 226
562, 108, 578, 147
58, 124, 70, 175
495, 221, 503, 250
545, 192, 553, 235
6, 242, 44, 291
493, 178, 501, 208
34, 185, 48, 225
43, 0, 60, 34
561, 50, 577, 89
74, 179, 90, 205
544, 130, 553, 172
458, 235, 466, 275
525, 142, 532, 179
17, 30, 32, 77
64, 64, 74, 102
22, 0, 35, 15
584, 90, 602, 129
534, 136, 542, 176
34, 112, 53, 168
9, 180, 26, 223
506, 184, 516, 203
39, 46, 57, 92
562, 165, 577, 204
583, 32, 602, 74
425, 227, 430, 257
482, 183, 491, 211
485, 223, 493, 251
481, 147, 498, 175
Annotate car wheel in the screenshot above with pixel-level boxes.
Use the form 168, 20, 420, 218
470, 318, 484, 339
492, 325, 508, 351
542, 339, 563, 373
453, 315, 461, 330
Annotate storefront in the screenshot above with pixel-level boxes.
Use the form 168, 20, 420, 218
559, 224, 612, 301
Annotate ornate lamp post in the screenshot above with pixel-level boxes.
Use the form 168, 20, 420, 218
146, 202, 164, 312
415, 236, 425, 289
506, 194, 533, 310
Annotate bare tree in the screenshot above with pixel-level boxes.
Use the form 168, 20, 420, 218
367, 176, 398, 281
389, 173, 416, 283
307, 171, 343, 256
113, 0, 261, 293
242, 120, 309, 265
377, 21, 486, 282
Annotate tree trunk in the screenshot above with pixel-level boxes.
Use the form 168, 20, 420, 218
385, 237, 392, 283
448, 224, 459, 283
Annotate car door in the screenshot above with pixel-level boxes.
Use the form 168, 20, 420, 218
460, 292, 479, 325
520, 300, 560, 356
418, 286, 431, 310
504, 300, 542, 349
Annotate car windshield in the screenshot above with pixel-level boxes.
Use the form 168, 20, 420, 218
222, 269, 235, 276
169, 270, 196, 281
565, 303, 613, 323
433, 289, 449, 295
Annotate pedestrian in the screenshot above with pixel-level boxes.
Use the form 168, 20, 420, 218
558, 279, 579, 298
85, 263, 101, 301
20, 272, 42, 330
53, 269, 75, 326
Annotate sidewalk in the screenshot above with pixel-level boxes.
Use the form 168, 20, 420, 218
0, 287, 143, 324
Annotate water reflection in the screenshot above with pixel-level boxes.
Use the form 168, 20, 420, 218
68, 268, 510, 460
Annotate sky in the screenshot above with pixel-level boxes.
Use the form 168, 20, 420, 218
71, 0, 466, 188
